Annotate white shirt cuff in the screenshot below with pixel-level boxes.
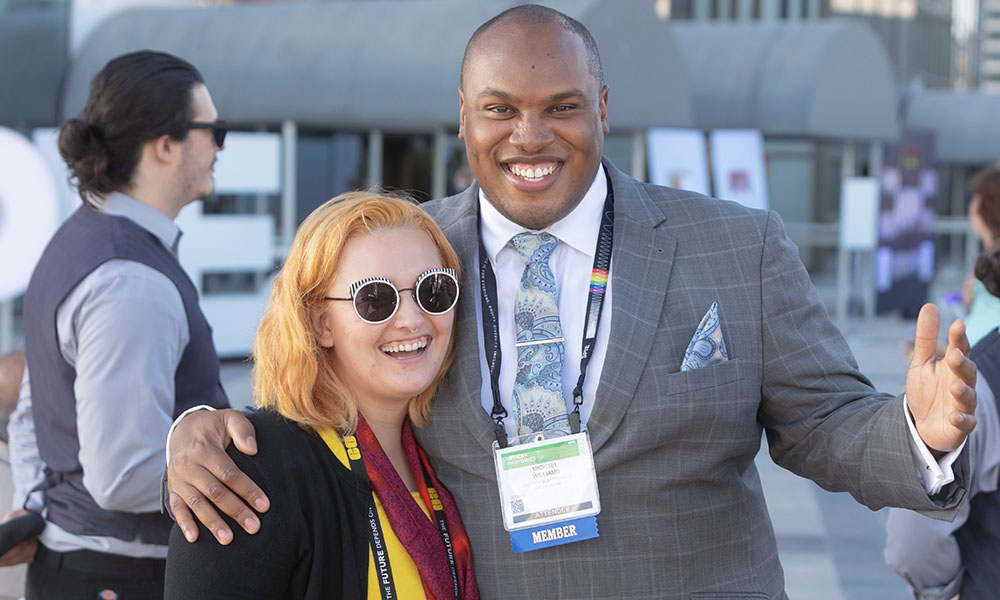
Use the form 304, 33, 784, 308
23, 490, 44, 513
904, 395, 965, 495
165, 405, 216, 466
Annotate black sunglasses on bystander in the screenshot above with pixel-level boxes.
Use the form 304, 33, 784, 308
186, 119, 228, 147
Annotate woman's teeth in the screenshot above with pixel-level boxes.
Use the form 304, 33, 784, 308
381, 338, 428, 354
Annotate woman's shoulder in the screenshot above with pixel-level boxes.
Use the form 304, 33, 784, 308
229, 409, 325, 474
233, 410, 358, 492
244, 408, 310, 436
243, 409, 315, 448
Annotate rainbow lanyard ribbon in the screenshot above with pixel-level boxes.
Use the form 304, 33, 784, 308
570, 184, 615, 434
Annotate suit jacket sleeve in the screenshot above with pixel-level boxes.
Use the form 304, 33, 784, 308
755, 211, 967, 516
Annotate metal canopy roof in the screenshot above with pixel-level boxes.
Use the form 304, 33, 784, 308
63, 0, 694, 131
0, 8, 67, 128
672, 20, 900, 141
905, 90, 1000, 164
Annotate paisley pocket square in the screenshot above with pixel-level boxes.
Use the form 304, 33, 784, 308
680, 302, 729, 372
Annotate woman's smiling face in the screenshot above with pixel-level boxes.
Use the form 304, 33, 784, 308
312, 227, 456, 412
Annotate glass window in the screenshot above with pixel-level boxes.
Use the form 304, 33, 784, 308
382, 134, 433, 203
603, 133, 635, 179
295, 131, 368, 225
446, 137, 475, 197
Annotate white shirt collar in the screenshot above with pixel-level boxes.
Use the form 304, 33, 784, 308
100, 191, 183, 253
479, 163, 607, 261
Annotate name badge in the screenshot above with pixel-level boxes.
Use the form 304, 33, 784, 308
492, 430, 601, 552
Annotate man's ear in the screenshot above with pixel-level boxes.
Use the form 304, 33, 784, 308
599, 86, 610, 135
458, 88, 466, 140
150, 134, 181, 166
310, 307, 335, 349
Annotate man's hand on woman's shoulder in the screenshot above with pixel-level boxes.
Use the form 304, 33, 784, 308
166, 408, 269, 545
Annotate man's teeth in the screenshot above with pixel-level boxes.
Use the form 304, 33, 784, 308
382, 339, 428, 353
511, 165, 555, 180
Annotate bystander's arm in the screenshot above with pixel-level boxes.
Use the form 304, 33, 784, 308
0, 367, 44, 566
68, 260, 188, 512
8, 367, 44, 512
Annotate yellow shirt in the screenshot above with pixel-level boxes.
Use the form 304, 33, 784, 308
319, 429, 430, 600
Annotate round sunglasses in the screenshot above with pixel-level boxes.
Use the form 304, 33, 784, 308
324, 268, 460, 324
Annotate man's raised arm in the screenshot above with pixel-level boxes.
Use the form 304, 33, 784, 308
166, 408, 270, 544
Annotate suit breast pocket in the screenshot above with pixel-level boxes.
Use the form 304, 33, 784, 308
626, 358, 756, 449
656, 358, 745, 398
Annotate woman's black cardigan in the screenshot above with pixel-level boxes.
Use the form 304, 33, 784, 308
164, 410, 373, 599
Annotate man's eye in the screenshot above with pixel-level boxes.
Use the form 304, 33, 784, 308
552, 105, 575, 113
486, 105, 511, 114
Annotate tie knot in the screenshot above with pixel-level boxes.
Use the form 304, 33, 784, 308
511, 232, 559, 266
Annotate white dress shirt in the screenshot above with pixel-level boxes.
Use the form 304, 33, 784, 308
476, 165, 612, 442
9, 192, 189, 559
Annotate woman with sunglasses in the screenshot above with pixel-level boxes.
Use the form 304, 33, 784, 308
164, 191, 479, 600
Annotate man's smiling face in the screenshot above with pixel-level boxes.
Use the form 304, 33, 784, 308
458, 19, 609, 230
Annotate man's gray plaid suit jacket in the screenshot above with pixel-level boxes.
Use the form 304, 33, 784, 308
417, 159, 967, 600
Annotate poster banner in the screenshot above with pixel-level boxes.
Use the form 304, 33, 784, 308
709, 129, 769, 210
839, 177, 879, 251
646, 129, 710, 195
875, 130, 936, 316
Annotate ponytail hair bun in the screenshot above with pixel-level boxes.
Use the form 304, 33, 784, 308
58, 118, 112, 206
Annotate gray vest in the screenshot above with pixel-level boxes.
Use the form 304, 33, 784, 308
23, 205, 229, 546
958, 327, 1000, 598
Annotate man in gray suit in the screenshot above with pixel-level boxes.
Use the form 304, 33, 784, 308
165, 6, 978, 599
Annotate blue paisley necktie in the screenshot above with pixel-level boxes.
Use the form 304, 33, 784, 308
511, 232, 569, 439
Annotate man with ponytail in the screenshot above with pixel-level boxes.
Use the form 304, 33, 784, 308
2, 50, 229, 599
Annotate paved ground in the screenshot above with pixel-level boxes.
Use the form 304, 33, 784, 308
0, 267, 965, 599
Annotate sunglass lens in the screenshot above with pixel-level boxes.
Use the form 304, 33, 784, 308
355, 282, 397, 323
213, 127, 227, 147
417, 273, 458, 314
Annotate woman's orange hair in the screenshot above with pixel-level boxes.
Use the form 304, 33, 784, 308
252, 191, 461, 433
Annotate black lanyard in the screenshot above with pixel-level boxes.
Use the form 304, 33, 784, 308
343, 435, 460, 600
477, 172, 615, 448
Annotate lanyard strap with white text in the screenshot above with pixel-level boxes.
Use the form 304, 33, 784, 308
477, 172, 615, 448
343, 435, 460, 600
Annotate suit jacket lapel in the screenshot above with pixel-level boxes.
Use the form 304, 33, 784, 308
431, 185, 498, 452
587, 161, 677, 452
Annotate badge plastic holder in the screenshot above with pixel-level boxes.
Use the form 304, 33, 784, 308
492, 429, 601, 552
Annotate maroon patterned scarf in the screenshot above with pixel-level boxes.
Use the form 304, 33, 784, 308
354, 415, 479, 600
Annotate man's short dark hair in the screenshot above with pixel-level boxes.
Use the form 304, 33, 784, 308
460, 4, 605, 91
58, 50, 205, 206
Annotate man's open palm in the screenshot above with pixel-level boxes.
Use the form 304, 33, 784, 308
905, 303, 977, 453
